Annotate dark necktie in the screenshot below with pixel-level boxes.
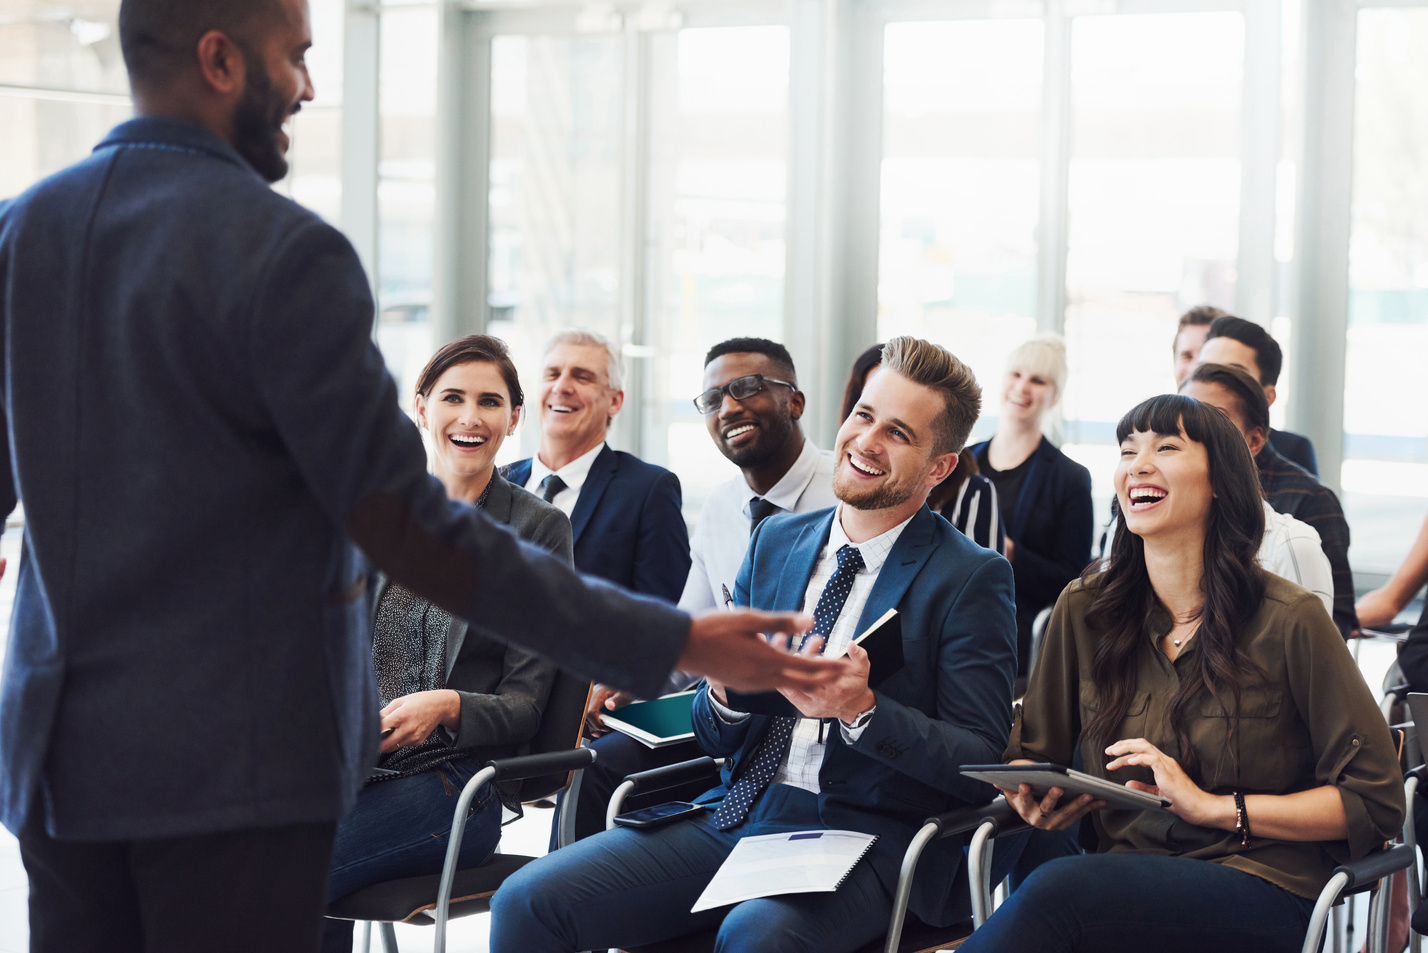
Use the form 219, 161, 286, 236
538, 474, 567, 504
748, 497, 780, 537
712, 544, 866, 830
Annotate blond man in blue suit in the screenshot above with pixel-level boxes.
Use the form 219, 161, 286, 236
491, 337, 1018, 953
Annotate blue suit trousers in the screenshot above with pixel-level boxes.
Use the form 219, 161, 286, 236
491, 784, 893, 953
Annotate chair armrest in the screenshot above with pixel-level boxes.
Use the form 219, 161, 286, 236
1334, 845, 1415, 891
485, 747, 596, 782
621, 756, 722, 792
927, 797, 1029, 841
1408, 764, 1428, 786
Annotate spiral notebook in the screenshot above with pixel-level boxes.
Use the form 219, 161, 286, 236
690, 830, 878, 912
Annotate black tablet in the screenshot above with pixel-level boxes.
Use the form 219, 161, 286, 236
960, 763, 1170, 812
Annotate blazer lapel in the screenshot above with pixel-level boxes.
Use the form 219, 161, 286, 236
854, 506, 939, 633
444, 475, 516, 677
500, 458, 533, 489
569, 444, 616, 544
772, 513, 835, 612
1008, 443, 1047, 540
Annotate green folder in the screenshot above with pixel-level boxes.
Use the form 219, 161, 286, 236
601, 690, 697, 749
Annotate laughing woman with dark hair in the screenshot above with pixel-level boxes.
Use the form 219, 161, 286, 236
321, 335, 571, 953
958, 394, 1403, 953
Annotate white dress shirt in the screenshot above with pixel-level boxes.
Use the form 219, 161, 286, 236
710, 505, 914, 795
678, 438, 838, 614
524, 441, 606, 518
1258, 500, 1334, 617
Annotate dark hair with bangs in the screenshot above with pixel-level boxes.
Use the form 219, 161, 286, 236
1084, 394, 1266, 776
415, 335, 523, 409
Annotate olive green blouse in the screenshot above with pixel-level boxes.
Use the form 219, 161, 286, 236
1008, 572, 1405, 899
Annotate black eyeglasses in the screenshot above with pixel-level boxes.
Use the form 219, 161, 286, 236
693, 374, 795, 414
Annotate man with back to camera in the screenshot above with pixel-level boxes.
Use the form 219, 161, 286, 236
1190, 329, 1360, 638
1180, 363, 1336, 618
1197, 314, 1320, 475
0, 1, 842, 949
563, 337, 840, 843
489, 337, 1018, 953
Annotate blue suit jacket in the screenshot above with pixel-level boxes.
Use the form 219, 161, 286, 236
502, 447, 690, 602
0, 119, 689, 841
691, 505, 1017, 927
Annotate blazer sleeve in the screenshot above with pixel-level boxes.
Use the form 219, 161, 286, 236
847, 555, 1018, 803
631, 469, 692, 604
245, 221, 690, 699
450, 505, 572, 749
1012, 459, 1094, 613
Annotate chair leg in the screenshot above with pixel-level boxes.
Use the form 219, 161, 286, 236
360, 922, 373, 953
379, 921, 399, 953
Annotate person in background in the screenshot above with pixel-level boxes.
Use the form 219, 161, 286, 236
503, 328, 689, 604
563, 337, 839, 844
489, 337, 1017, 953
959, 394, 1404, 953
1198, 315, 1318, 476
844, 343, 1005, 554
1358, 512, 1428, 629
322, 336, 569, 953
1191, 331, 1359, 638
1172, 305, 1229, 388
970, 334, 1093, 678
1179, 363, 1334, 617
501, 329, 692, 749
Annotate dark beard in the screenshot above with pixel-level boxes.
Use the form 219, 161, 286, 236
232, 46, 292, 183
722, 412, 794, 469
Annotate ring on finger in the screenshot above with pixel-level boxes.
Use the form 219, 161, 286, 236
1039, 809, 1051, 817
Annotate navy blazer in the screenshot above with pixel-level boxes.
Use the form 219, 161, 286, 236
0, 119, 688, 841
691, 506, 1017, 927
971, 438, 1093, 652
1268, 428, 1319, 477
501, 446, 690, 603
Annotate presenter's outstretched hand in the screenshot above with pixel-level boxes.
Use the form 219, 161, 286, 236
679, 609, 848, 693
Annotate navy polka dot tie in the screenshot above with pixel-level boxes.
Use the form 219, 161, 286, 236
713, 544, 865, 830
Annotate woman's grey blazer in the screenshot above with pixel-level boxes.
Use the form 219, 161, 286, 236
370, 473, 573, 766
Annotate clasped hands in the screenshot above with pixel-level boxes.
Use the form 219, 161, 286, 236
999, 738, 1221, 831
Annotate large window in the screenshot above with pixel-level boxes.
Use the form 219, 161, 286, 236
1341, 7, 1428, 572
878, 18, 1043, 434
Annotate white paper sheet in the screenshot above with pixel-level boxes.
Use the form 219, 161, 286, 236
691, 830, 878, 912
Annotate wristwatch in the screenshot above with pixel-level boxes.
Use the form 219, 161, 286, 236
842, 703, 877, 730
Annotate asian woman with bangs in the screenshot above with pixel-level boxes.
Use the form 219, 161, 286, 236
958, 394, 1404, 953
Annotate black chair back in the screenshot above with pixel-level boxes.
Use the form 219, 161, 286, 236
512, 670, 592, 803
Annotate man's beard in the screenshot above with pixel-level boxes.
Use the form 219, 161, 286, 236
831, 454, 918, 511
233, 48, 293, 183
722, 412, 793, 469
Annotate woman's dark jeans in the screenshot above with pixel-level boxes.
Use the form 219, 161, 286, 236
957, 853, 1315, 953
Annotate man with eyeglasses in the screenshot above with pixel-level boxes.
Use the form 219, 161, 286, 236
560, 338, 838, 843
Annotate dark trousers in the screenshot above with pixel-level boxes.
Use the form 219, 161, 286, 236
957, 854, 1315, 953
20, 812, 337, 953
